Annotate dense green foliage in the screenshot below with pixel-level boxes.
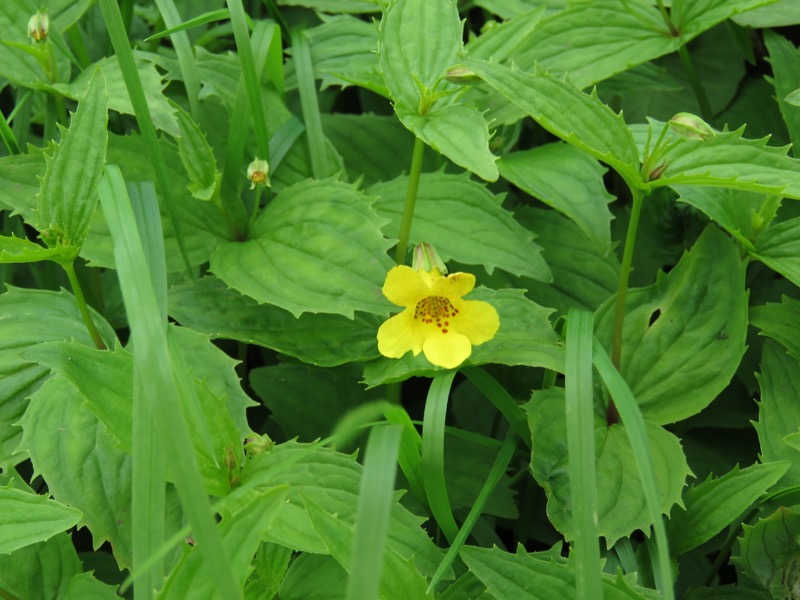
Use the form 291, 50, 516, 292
2, 0, 800, 598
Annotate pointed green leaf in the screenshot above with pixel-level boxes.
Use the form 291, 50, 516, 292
399, 104, 499, 182
462, 57, 641, 188
499, 143, 614, 251
764, 31, 800, 153
672, 0, 779, 39
0, 534, 81, 600
595, 227, 748, 424
675, 186, 766, 248
465, 7, 546, 61
753, 216, 800, 286
526, 388, 689, 547
211, 179, 394, 318
62, 572, 121, 600
37, 69, 108, 248
667, 462, 790, 556
751, 296, 800, 361
0, 487, 82, 555
0, 234, 77, 264
173, 102, 221, 202
754, 341, 800, 488
733, 0, 800, 27
370, 172, 550, 280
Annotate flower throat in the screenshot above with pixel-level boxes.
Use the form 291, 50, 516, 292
414, 296, 459, 333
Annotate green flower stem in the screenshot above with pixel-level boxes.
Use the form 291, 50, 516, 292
654, 0, 678, 36
609, 188, 645, 423
394, 136, 426, 264
678, 45, 713, 121
63, 260, 106, 350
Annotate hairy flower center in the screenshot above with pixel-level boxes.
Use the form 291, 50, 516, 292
414, 296, 459, 333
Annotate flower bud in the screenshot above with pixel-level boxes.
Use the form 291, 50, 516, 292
646, 161, 668, 182
223, 447, 238, 471
444, 65, 480, 85
412, 242, 447, 275
244, 433, 274, 456
668, 112, 716, 141
247, 157, 270, 190
28, 10, 49, 43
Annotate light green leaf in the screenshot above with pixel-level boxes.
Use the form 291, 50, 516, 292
595, 227, 748, 424
370, 172, 549, 280
462, 57, 641, 188
514, 208, 620, 315
17, 376, 135, 568
674, 186, 766, 247
0, 234, 77, 264
399, 104, 499, 182
37, 69, 108, 248
672, 0, 779, 39
168, 276, 381, 367
465, 7, 546, 62
753, 216, 800, 286
506, 0, 677, 90
158, 486, 289, 600
278, 0, 379, 13
0, 534, 81, 600
754, 341, 800, 488
461, 545, 661, 600
279, 554, 347, 600
667, 462, 789, 556
759, 32, 800, 152
655, 130, 800, 198
0, 287, 116, 468
377, 0, 461, 111
362, 287, 565, 387
733, 0, 800, 27
526, 388, 689, 547
62, 572, 121, 600
499, 143, 614, 251
750, 296, 800, 361
173, 102, 221, 202
0, 487, 82, 555
211, 179, 394, 318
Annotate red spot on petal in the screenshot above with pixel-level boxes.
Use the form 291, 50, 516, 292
442, 329, 448, 334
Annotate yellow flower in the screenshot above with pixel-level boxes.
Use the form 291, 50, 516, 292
377, 265, 500, 369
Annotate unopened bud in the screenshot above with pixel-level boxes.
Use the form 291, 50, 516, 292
412, 242, 447, 275
444, 65, 480, 85
28, 10, 49, 43
669, 112, 716, 141
247, 157, 270, 190
646, 161, 668, 182
244, 434, 274, 456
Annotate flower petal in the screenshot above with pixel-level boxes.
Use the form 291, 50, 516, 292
453, 299, 500, 345
377, 309, 425, 358
382, 265, 430, 307
422, 330, 472, 369
429, 272, 476, 299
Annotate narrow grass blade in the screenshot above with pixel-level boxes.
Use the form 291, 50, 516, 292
145, 9, 236, 41
382, 404, 426, 506
0, 106, 20, 155
592, 338, 674, 600
98, 165, 240, 600
129, 182, 167, 322
346, 424, 403, 600
422, 371, 459, 544
291, 28, 329, 179
428, 431, 517, 592
462, 366, 530, 448
565, 310, 602, 600
96, 0, 193, 275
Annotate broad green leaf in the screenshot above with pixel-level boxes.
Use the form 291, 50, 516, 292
0, 287, 116, 468
62, 572, 121, 600
18, 376, 135, 567
0, 534, 81, 600
278, 0, 379, 13
158, 486, 288, 600
0, 487, 82, 554
462, 57, 641, 188
499, 143, 614, 251
461, 545, 661, 600
754, 341, 800, 488
362, 287, 565, 387
750, 296, 800, 361
211, 179, 394, 318
515, 207, 620, 314
0, 234, 77, 264
238, 442, 444, 578
49, 54, 179, 136
169, 276, 381, 367
506, 0, 677, 90
733, 0, 800, 27
753, 216, 800, 286
37, 69, 108, 248
685, 586, 770, 599
465, 7, 546, 62
732, 507, 800, 598
666, 462, 790, 556
303, 494, 432, 600
654, 130, 800, 198
525, 388, 689, 546
674, 186, 766, 248
370, 172, 550, 280
671, 0, 779, 39
399, 104, 499, 182
377, 0, 461, 111
173, 102, 221, 202
595, 226, 748, 424
761, 32, 800, 154
278, 554, 348, 600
